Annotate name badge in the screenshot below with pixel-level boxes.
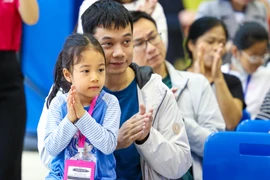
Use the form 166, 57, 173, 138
64, 160, 95, 180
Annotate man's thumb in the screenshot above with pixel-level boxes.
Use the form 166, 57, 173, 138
139, 104, 146, 115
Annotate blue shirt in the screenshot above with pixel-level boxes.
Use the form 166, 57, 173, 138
103, 78, 141, 180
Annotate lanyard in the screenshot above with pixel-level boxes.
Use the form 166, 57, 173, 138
244, 75, 252, 98
78, 96, 98, 148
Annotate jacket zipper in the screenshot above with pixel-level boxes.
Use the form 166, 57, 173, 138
152, 90, 167, 126
176, 79, 189, 102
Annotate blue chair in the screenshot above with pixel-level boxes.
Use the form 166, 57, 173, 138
236, 120, 270, 133
240, 109, 251, 122
203, 132, 270, 180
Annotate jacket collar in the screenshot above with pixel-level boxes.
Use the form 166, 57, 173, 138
129, 62, 153, 89
164, 61, 189, 96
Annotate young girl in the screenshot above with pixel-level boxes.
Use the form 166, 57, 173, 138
44, 33, 120, 179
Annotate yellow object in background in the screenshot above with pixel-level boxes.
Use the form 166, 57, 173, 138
183, 0, 208, 10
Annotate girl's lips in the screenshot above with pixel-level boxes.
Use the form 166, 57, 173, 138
88, 86, 99, 89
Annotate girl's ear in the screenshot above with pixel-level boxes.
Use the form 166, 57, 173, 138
63, 68, 72, 83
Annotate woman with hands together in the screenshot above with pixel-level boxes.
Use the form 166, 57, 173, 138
186, 17, 245, 130
44, 33, 121, 180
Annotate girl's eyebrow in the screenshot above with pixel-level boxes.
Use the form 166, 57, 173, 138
79, 64, 90, 68
79, 63, 105, 68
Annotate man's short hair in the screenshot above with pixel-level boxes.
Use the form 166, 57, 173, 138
130, 11, 157, 28
81, 0, 133, 34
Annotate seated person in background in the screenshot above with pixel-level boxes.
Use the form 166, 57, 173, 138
38, 1, 192, 179
196, 0, 268, 41
186, 17, 245, 130
196, 0, 268, 64
222, 22, 270, 119
130, 11, 225, 180
256, 88, 270, 120
77, 0, 168, 49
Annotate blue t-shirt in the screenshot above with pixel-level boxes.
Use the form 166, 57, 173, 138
103, 78, 141, 180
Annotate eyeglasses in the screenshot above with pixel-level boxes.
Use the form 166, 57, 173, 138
133, 33, 161, 52
241, 50, 270, 64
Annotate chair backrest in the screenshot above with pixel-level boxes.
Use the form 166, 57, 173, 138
203, 132, 270, 180
240, 109, 251, 122
236, 120, 270, 133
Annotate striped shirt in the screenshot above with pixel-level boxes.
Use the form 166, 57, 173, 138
44, 90, 120, 179
256, 89, 270, 120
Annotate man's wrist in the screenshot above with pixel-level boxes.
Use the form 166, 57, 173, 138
135, 133, 150, 145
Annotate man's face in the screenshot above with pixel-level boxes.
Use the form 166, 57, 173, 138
94, 24, 133, 75
132, 18, 166, 72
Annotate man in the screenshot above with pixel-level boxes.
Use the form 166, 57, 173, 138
130, 11, 225, 180
37, 0, 192, 179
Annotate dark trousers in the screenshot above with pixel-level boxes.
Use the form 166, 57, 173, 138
0, 51, 26, 180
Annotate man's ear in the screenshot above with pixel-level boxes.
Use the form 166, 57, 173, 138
63, 68, 72, 83
231, 45, 239, 58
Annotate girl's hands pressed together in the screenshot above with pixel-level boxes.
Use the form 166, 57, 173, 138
70, 85, 86, 120
67, 88, 77, 123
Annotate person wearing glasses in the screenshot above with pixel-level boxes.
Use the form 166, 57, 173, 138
185, 17, 246, 131
222, 21, 270, 119
131, 11, 225, 180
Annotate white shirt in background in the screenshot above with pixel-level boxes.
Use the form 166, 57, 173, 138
234, 11, 245, 23
222, 64, 270, 119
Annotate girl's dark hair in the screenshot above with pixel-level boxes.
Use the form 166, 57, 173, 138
82, 0, 133, 34
233, 22, 269, 50
185, 16, 229, 60
46, 33, 105, 108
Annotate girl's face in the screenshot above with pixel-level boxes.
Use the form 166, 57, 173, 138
64, 49, 106, 105
233, 40, 268, 74
188, 25, 227, 69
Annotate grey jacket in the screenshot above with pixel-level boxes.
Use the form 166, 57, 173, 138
196, 0, 268, 39
165, 61, 225, 180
